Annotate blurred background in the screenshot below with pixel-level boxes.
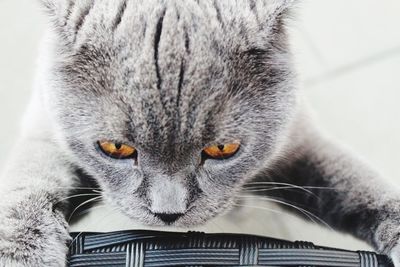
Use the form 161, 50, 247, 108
1, 0, 399, 251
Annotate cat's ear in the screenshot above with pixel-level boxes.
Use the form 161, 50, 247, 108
259, 0, 298, 32
38, 0, 72, 28
38, 0, 57, 13
37, 0, 77, 43
38, 0, 65, 17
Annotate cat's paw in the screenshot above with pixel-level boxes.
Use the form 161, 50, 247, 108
0, 192, 70, 267
390, 242, 400, 267
374, 219, 400, 267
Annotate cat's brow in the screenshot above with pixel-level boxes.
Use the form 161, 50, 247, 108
154, 9, 166, 94
64, 0, 75, 24
212, 0, 223, 26
112, 0, 128, 31
177, 61, 185, 108
74, 1, 95, 36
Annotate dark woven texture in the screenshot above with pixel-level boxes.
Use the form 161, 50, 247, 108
68, 230, 394, 267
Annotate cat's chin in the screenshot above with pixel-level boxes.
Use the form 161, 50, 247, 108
121, 209, 214, 228
130, 213, 211, 228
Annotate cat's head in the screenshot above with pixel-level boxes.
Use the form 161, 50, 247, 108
40, 0, 298, 226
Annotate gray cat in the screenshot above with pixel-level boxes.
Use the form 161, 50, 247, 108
1, 0, 400, 266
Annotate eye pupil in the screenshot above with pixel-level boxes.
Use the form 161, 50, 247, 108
115, 143, 122, 150
217, 145, 225, 151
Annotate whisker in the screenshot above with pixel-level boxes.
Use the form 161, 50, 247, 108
54, 186, 100, 191
245, 186, 307, 193
245, 182, 326, 196
55, 193, 102, 206
68, 196, 103, 223
237, 194, 333, 230
68, 204, 109, 251
28, 192, 100, 225
233, 203, 291, 218
70, 203, 108, 219
242, 186, 332, 199
232, 203, 316, 235
244, 185, 333, 191
241, 195, 323, 225
68, 232, 84, 251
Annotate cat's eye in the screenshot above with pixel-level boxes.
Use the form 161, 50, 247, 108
98, 141, 137, 159
202, 142, 241, 160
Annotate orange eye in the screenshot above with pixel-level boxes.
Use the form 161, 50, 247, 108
98, 141, 137, 159
202, 142, 240, 160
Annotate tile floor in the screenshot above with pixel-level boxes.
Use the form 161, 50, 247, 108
1, 0, 400, 251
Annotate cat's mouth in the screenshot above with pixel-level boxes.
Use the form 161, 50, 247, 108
111, 201, 198, 227
107, 192, 232, 227
119, 205, 215, 228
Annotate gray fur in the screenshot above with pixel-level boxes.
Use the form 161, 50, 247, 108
1, 0, 400, 266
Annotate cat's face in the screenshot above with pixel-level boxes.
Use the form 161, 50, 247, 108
42, 0, 297, 226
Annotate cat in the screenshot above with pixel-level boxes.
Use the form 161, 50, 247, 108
0, 0, 400, 266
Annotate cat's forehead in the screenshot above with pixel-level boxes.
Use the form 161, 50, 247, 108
53, 0, 295, 149
56, 0, 294, 102
50, 0, 293, 53
62, 26, 232, 145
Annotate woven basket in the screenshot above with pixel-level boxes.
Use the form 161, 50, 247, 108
68, 230, 393, 267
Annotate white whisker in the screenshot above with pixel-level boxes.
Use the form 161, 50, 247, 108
243, 186, 332, 200
70, 203, 107, 219
68, 196, 103, 223
245, 182, 325, 197
68, 204, 109, 252
54, 186, 100, 191
233, 203, 290, 218
54, 193, 102, 206
237, 194, 333, 230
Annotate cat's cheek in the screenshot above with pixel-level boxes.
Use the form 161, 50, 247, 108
198, 165, 245, 188
101, 192, 152, 222
177, 200, 228, 227
99, 166, 143, 191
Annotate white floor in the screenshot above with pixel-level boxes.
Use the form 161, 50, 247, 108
1, 0, 400, 251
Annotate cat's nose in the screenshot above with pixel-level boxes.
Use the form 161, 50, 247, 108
154, 213, 183, 224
